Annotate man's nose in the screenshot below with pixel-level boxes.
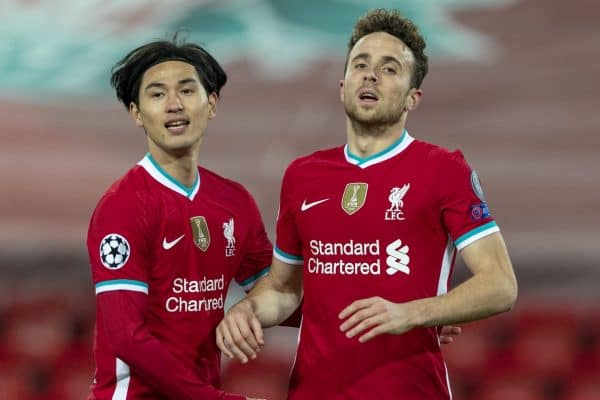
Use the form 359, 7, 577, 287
363, 69, 378, 83
166, 93, 183, 112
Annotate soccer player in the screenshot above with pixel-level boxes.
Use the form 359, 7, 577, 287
87, 37, 269, 400
216, 9, 518, 399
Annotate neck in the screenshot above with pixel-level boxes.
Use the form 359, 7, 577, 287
148, 146, 199, 188
346, 117, 407, 158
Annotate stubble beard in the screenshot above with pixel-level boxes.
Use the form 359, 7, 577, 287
344, 100, 405, 138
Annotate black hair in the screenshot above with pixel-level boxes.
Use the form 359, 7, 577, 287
110, 34, 227, 109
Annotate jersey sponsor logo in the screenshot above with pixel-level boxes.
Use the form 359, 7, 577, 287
471, 170, 486, 202
301, 198, 329, 211
341, 183, 368, 215
162, 234, 184, 250
306, 238, 410, 277
385, 183, 410, 221
385, 239, 410, 275
99, 234, 130, 270
190, 216, 211, 251
166, 275, 225, 313
223, 217, 236, 257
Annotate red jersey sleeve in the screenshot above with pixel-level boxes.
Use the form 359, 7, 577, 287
97, 291, 243, 400
438, 150, 499, 251
88, 188, 153, 295
274, 162, 304, 265
234, 190, 273, 291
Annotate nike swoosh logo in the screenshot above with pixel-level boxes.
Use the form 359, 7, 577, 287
162, 234, 185, 250
301, 198, 329, 211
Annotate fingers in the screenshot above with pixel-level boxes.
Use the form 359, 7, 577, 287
339, 297, 411, 343
216, 325, 234, 359
442, 326, 462, 335
221, 322, 249, 362
343, 314, 385, 339
439, 325, 462, 345
358, 324, 388, 343
217, 306, 265, 364
225, 318, 260, 363
339, 306, 378, 333
339, 297, 388, 341
338, 297, 377, 320
250, 315, 265, 346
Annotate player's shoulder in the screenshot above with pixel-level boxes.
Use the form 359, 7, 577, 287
198, 165, 253, 201
93, 164, 153, 214
101, 164, 148, 198
286, 145, 344, 172
411, 138, 467, 167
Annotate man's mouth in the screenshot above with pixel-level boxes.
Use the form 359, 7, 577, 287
164, 119, 190, 133
357, 89, 379, 103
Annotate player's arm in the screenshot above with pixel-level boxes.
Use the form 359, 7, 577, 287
340, 232, 517, 342
216, 256, 303, 363
413, 231, 516, 325
98, 290, 248, 400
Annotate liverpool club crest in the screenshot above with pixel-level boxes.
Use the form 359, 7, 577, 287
190, 216, 211, 251
385, 184, 410, 221
223, 217, 236, 257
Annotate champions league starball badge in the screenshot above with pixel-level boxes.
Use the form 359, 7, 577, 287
99, 233, 130, 270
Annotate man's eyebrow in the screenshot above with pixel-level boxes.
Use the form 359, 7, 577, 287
143, 82, 166, 92
350, 53, 370, 63
178, 77, 199, 86
143, 77, 199, 92
381, 55, 402, 66
350, 53, 402, 67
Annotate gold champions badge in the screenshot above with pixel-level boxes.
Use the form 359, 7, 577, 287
341, 183, 368, 215
190, 216, 211, 251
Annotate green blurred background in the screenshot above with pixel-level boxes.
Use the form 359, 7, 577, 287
1, 0, 599, 399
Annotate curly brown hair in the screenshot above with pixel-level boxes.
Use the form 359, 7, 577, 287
346, 9, 428, 89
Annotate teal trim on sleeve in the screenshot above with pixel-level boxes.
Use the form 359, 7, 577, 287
274, 247, 303, 261
455, 221, 498, 247
237, 266, 271, 287
95, 279, 148, 290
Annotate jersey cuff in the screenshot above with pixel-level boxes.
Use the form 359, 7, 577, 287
95, 279, 149, 295
274, 247, 303, 265
455, 221, 500, 251
237, 266, 270, 292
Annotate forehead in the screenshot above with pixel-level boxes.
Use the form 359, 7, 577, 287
350, 31, 414, 64
141, 60, 200, 85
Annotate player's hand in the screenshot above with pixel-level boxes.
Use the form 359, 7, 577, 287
339, 296, 414, 343
439, 325, 461, 344
216, 299, 264, 364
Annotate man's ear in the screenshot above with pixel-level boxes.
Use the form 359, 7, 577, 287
405, 88, 423, 111
208, 92, 218, 119
129, 102, 143, 127
339, 80, 345, 103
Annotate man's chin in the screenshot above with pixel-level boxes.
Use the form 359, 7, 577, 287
346, 107, 403, 127
348, 112, 387, 126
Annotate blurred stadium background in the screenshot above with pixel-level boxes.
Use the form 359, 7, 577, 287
1, 0, 599, 399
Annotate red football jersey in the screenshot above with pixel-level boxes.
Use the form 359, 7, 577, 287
88, 154, 272, 399
274, 131, 499, 399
